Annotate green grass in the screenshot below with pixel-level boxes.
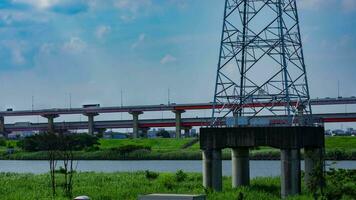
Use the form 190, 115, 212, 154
325, 136, 356, 150
99, 138, 193, 152
1, 169, 354, 200
0, 172, 313, 200
1, 136, 356, 160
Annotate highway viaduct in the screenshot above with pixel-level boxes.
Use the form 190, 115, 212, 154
1, 96, 356, 137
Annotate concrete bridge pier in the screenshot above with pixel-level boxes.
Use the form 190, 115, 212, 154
304, 148, 323, 189
173, 110, 185, 138
85, 113, 99, 135
281, 149, 301, 198
202, 149, 222, 191
0, 116, 5, 133
130, 111, 143, 138
42, 114, 59, 133
232, 147, 250, 187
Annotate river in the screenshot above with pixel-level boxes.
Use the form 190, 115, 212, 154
0, 160, 355, 177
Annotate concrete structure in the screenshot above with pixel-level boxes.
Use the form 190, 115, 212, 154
139, 194, 206, 200
3, 113, 356, 133
200, 127, 324, 198
130, 111, 143, 138
1, 97, 355, 117
84, 113, 98, 135
231, 148, 250, 187
304, 148, 323, 190
173, 110, 185, 138
202, 149, 222, 191
41, 114, 59, 133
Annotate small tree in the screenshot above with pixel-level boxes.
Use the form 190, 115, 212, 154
58, 133, 76, 198
42, 133, 60, 197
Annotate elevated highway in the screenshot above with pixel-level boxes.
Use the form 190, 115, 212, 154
1, 97, 355, 117
1, 97, 356, 137
5, 112, 356, 132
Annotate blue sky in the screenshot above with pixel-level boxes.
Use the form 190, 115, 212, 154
0, 0, 356, 128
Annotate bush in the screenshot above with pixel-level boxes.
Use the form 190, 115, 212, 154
175, 170, 187, 182
17, 133, 99, 152
160, 174, 175, 190
0, 138, 6, 146
145, 170, 159, 180
323, 169, 356, 199
111, 144, 151, 155
84, 146, 100, 152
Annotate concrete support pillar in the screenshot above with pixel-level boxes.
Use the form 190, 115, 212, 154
85, 113, 99, 135
281, 149, 301, 198
202, 149, 222, 191
304, 148, 323, 189
232, 148, 250, 187
0, 116, 4, 133
130, 111, 143, 138
173, 110, 185, 138
42, 114, 59, 134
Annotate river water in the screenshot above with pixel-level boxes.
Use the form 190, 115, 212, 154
0, 160, 355, 178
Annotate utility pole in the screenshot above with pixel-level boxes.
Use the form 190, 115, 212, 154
337, 80, 341, 98
31, 95, 34, 111
120, 89, 123, 120
69, 93, 72, 109
168, 88, 171, 105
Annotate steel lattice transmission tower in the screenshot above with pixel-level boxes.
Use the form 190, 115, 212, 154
212, 0, 312, 126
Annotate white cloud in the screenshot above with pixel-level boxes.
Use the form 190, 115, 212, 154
160, 54, 177, 65
95, 25, 111, 39
298, 0, 334, 10
12, 0, 59, 9
131, 33, 146, 49
114, 0, 152, 21
114, 0, 152, 11
62, 37, 87, 53
2, 40, 27, 65
342, 0, 356, 12
12, 48, 25, 64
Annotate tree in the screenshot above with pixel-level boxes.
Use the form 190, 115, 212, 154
157, 130, 170, 138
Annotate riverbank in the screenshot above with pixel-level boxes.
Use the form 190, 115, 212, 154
0, 169, 354, 200
1, 137, 356, 160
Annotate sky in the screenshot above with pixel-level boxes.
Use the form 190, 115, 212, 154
0, 0, 355, 129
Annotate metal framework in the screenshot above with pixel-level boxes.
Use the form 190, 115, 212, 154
212, 0, 312, 126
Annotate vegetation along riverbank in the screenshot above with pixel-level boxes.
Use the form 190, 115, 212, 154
0, 136, 355, 160
0, 169, 355, 200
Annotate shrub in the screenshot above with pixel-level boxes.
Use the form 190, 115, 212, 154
111, 144, 151, 155
18, 133, 99, 152
145, 170, 159, 180
0, 138, 6, 146
160, 174, 175, 190
175, 170, 187, 182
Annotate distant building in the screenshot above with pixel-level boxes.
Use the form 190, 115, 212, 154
332, 129, 346, 136
147, 128, 159, 138
8, 131, 35, 139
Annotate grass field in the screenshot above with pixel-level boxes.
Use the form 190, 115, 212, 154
99, 136, 356, 151
0, 172, 312, 200
0, 169, 354, 200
